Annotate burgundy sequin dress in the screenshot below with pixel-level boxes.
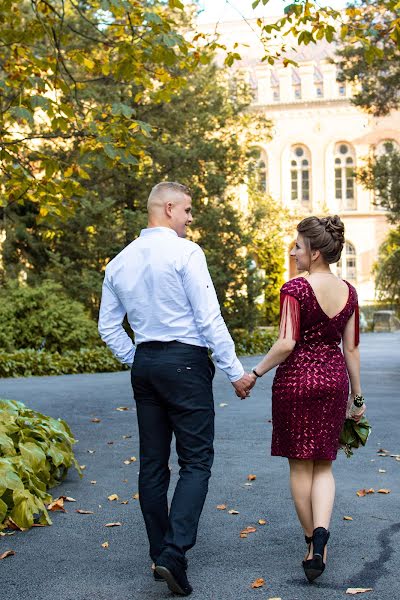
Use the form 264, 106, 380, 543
271, 276, 359, 461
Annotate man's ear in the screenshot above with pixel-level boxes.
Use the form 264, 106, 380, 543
165, 201, 174, 217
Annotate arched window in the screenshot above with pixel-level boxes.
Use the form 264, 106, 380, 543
336, 241, 357, 283
291, 145, 311, 206
249, 147, 268, 193
375, 139, 399, 157
334, 143, 356, 210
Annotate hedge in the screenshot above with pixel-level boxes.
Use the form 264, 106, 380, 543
0, 399, 81, 530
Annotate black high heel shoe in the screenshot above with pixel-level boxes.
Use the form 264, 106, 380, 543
303, 527, 330, 583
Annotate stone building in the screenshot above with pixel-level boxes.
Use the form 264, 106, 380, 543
199, 18, 400, 304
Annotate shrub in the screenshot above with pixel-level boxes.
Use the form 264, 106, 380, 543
232, 327, 278, 356
0, 399, 81, 530
0, 281, 100, 353
0, 347, 128, 378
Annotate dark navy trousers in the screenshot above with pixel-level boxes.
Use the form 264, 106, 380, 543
131, 341, 215, 565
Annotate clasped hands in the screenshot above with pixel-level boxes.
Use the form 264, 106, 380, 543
232, 372, 258, 399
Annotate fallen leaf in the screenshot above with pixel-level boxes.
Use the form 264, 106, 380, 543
116, 406, 129, 411
244, 483, 253, 487
247, 474, 257, 481
101, 542, 109, 548
47, 497, 66, 512
4, 518, 24, 531
90, 481, 97, 485
219, 403, 228, 407
91, 418, 101, 423
396, 457, 400, 462
228, 509, 239, 515
122, 435, 132, 439
378, 469, 386, 473
251, 578, 265, 589
378, 489, 391, 494
80, 465, 86, 470
268, 598, 282, 600
105, 522, 122, 527
240, 533, 248, 538
216, 504, 227, 510
258, 519, 267, 525
130, 456, 137, 462
356, 489, 375, 497
132, 493, 139, 500
120, 500, 129, 505
76, 509, 94, 514
123, 460, 131, 465
0, 532, 15, 536
64, 496, 76, 502
377, 448, 389, 453
346, 588, 373, 595
32, 523, 47, 527
241, 526, 257, 535
0, 550, 15, 560
108, 494, 119, 501
107, 441, 114, 445
87, 450, 95, 454
343, 516, 353, 521
390, 454, 400, 458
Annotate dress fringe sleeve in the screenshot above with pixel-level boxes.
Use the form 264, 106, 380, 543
279, 293, 300, 341
354, 301, 360, 347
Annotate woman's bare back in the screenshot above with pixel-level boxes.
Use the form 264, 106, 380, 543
305, 273, 349, 319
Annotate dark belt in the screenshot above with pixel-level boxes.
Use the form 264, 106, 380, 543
138, 340, 208, 354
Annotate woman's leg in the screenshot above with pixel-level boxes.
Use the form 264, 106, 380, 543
311, 460, 335, 530
288, 459, 314, 550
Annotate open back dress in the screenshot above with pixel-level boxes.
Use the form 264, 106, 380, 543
271, 276, 359, 461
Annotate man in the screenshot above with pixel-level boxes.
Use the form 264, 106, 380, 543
98, 182, 253, 596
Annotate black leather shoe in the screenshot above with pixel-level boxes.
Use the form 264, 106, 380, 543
155, 555, 192, 596
303, 527, 330, 583
153, 569, 164, 582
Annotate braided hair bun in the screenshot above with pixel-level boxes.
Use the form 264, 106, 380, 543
297, 215, 345, 264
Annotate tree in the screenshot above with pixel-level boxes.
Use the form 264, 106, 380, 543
336, 0, 400, 116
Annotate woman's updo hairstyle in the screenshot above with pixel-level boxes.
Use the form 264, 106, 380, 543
297, 215, 345, 264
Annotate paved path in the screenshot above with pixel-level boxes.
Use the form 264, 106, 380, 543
1, 333, 399, 600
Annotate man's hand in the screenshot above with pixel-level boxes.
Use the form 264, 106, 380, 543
232, 372, 256, 399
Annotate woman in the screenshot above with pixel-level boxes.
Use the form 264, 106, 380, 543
249, 215, 365, 583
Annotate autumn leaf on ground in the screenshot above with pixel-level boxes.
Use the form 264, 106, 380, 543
116, 406, 129, 411
343, 516, 353, 521
47, 497, 66, 512
346, 588, 373, 595
251, 578, 265, 589
91, 418, 101, 423
123, 460, 131, 465
4, 518, 24, 531
377, 448, 389, 454
241, 526, 257, 534
105, 522, 122, 527
258, 519, 267, 525
378, 469, 386, 473
0, 532, 15, 537
80, 465, 86, 470
76, 510, 94, 514
87, 450, 95, 454
228, 509, 239, 515
216, 504, 226, 510
120, 500, 129, 505
268, 597, 282, 600
219, 403, 228, 407
132, 493, 139, 500
32, 523, 46, 527
108, 494, 119, 501
247, 474, 256, 481
101, 542, 109, 548
122, 435, 132, 439
378, 489, 391, 494
64, 496, 76, 502
356, 489, 375, 497
90, 481, 97, 485
0, 550, 15, 560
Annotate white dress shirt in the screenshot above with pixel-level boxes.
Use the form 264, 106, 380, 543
98, 227, 244, 382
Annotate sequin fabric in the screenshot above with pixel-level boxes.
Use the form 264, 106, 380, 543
271, 276, 358, 461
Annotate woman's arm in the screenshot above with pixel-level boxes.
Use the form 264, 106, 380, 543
250, 293, 298, 384
342, 310, 361, 396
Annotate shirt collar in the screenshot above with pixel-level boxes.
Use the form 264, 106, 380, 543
140, 227, 178, 238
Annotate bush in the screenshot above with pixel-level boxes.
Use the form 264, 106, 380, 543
0, 281, 100, 353
232, 327, 278, 356
0, 399, 81, 530
0, 347, 128, 378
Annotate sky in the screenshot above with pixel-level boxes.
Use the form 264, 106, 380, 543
196, 0, 349, 23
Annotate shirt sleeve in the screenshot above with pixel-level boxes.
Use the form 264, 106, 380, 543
98, 272, 136, 366
279, 293, 300, 341
182, 247, 244, 382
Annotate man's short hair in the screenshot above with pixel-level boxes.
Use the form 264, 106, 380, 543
148, 182, 192, 209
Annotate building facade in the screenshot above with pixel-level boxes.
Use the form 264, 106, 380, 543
199, 18, 400, 304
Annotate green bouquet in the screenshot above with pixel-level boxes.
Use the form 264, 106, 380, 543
339, 416, 371, 458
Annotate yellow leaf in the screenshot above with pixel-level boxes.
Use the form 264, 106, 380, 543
378, 489, 391, 494
0, 550, 15, 560
228, 509, 239, 515
343, 516, 353, 521
116, 406, 129, 411
251, 578, 265, 588
216, 504, 226, 510
83, 57, 95, 70
101, 542, 109, 548
132, 493, 139, 500
247, 474, 257, 481
47, 497, 65, 512
123, 460, 130, 465
64, 166, 74, 178
107, 494, 119, 501
258, 519, 267, 525
130, 457, 137, 462
346, 588, 373, 595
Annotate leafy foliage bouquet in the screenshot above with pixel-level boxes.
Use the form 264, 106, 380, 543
339, 416, 371, 458
0, 399, 81, 530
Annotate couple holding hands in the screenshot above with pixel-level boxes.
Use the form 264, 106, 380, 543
98, 182, 365, 596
